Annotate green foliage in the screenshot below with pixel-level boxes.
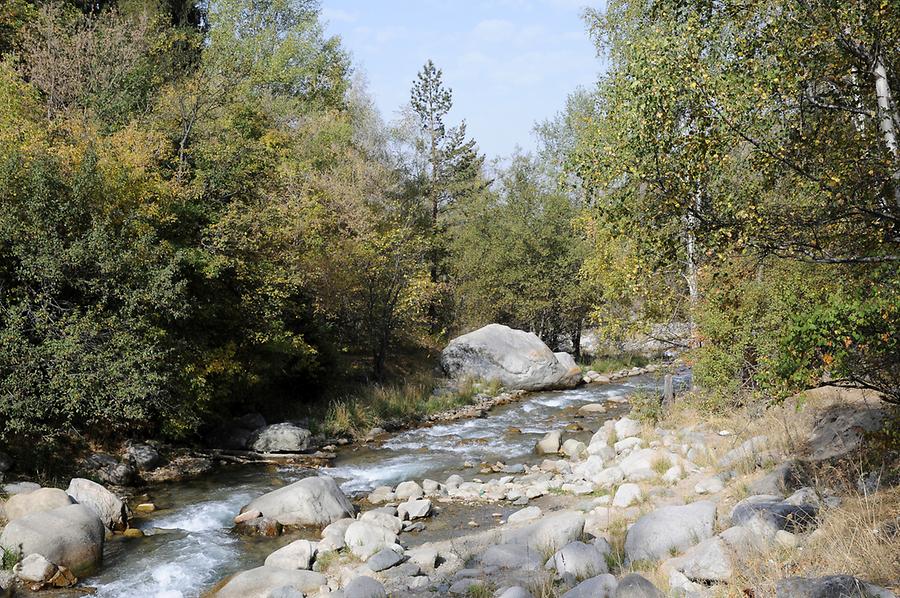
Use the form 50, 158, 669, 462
629, 389, 665, 425
2, 546, 20, 570
587, 352, 649, 375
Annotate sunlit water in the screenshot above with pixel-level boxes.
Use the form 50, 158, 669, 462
86, 370, 689, 597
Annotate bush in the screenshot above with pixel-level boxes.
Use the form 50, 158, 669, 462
629, 388, 665, 424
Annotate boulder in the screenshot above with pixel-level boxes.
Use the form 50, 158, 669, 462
264, 539, 317, 570
212, 566, 326, 597
3, 488, 72, 521
360, 510, 403, 534
66, 478, 128, 531
344, 575, 387, 598
614, 418, 641, 439
505, 511, 585, 553
124, 443, 163, 471
535, 431, 562, 455
666, 536, 733, 582
14, 553, 56, 583
249, 423, 312, 453
561, 574, 617, 598
561, 439, 587, 458
367, 486, 395, 504
717, 436, 768, 470
344, 520, 398, 559
395, 480, 424, 500
612, 483, 642, 508
507, 506, 542, 525
320, 518, 354, 552
242, 476, 354, 527
479, 544, 544, 570
614, 573, 665, 598
2, 482, 39, 496
549, 541, 609, 578
440, 324, 579, 391
749, 460, 805, 496
0, 504, 104, 576
730, 495, 818, 533
367, 547, 404, 572
775, 575, 897, 598
807, 405, 886, 461
624, 501, 716, 563
553, 352, 584, 388
618, 449, 661, 481
498, 587, 535, 598
84, 453, 136, 486
397, 499, 431, 520
694, 476, 725, 495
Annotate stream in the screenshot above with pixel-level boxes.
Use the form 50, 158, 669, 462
85, 370, 689, 597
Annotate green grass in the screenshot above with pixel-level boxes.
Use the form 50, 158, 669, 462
467, 581, 496, 598
2, 547, 20, 570
584, 352, 651, 374
321, 373, 489, 439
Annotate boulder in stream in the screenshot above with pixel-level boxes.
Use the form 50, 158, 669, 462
242, 475, 354, 527
248, 423, 312, 453
66, 478, 128, 531
3, 487, 72, 522
440, 324, 580, 391
211, 566, 326, 598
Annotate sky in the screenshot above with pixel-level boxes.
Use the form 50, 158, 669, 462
320, 0, 605, 160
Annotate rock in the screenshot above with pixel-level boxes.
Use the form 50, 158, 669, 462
249, 423, 312, 453
749, 460, 805, 496
593, 466, 625, 488
268, 587, 304, 598
507, 506, 542, 525
395, 481, 424, 500
124, 443, 163, 471
549, 541, 609, 578
774, 530, 798, 549
694, 476, 725, 495
612, 483, 642, 508
14, 553, 56, 583
367, 486, 396, 504
264, 539, 317, 570
506, 511, 585, 553
123, 528, 144, 538
775, 575, 897, 598
235, 516, 282, 537
730, 495, 818, 533
561, 574, 618, 598
320, 518, 354, 552
449, 578, 482, 595
234, 509, 262, 524
614, 437, 642, 453
397, 499, 431, 520
618, 449, 662, 481
807, 405, 886, 461
406, 546, 438, 571
344, 576, 387, 598
48, 566, 77, 588
2, 481, 40, 495
422, 479, 441, 494
367, 547, 404, 572
0, 451, 11, 473
614, 573, 664, 597
718, 436, 768, 470
498, 587, 535, 598
578, 403, 607, 415
480, 543, 544, 570
614, 417, 641, 439
66, 478, 128, 531
344, 520, 398, 560
0, 504, 104, 576
561, 438, 587, 458
445, 474, 464, 489
3, 487, 72, 521
85, 453, 136, 486
440, 324, 579, 391
667, 536, 733, 582
624, 501, 716, 563
360, 510, 403, 534
242, 476, 354, 526
211, 566, 326, 597
535, 431, 562, 455
207, 413, 266, 450
719, 524, 769, 558
135, 502, 156, 513
554, 352, 584, 388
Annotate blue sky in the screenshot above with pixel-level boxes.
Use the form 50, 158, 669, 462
320, 0, 604, 160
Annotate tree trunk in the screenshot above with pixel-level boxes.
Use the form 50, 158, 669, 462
683, 188, 701, 345
873, 52, 900, 209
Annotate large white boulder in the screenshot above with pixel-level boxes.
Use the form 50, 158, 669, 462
344, 520, 398, 560
264, 539, 317, 570
242, 476, 354, 527
624, 501, 716, 563
66, 478, 128, 530
211, 566, 326, 597
548, 541, 609, 578
3, 488, 71, 521
440, 324, 580, 391
505, 511, 585, 553
249, 423, 312, 453
0, 504, 104, 576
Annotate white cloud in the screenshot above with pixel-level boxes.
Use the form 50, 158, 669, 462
321, 7, 359, 23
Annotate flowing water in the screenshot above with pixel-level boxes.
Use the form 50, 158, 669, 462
85, 370, 690, 597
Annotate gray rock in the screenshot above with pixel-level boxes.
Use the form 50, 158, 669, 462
211, 566, 327, 597
497, 587, 535, 598
243, 476, 354, 526
535, 431, 562, 455
3, 487, 72, 521
624, 501, 716, 563
667, 536, 733, 582
320, 518, 354, 551
717, 436, 769, 470
66, 478, 128, 530
360, 510, 403, 534
0, 504, 104, 576
85, 453, 136, 486
0, 451, 11, 473
807, 405, 886, 461
775, 575, 897, 598
14, 553, 56, 583
249, 423, 312, 453
384, 561, 421, 578
561, 574, 617, 598
479, 544, 543, 570
395, 480, 424, 500
549, 541, 609, 578
612, 483, 642, 507
507, 506, 542, 525
749, 460, 805, 496
449, 578, 483, 595
554, 352, 584, 388
264, 539, 317, 570
124, 442, 163, 471
344, 576, 387, 598
505, 511, 586, 553
367, 547, 404, 572
440, 324, 580, 391
2, 481, 39, 495
730, 495, 818, 533
615, 573, 665, 597
344, 520, 398, 559
614, 417, 641, 439
268, 587, 305, 598
561, 438, 587, 458
398, 498, 431, 520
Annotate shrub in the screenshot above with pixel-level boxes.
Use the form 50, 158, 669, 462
629, 389, 665, 424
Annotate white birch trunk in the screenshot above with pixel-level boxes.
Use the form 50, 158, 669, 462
873, 53, 900, 208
